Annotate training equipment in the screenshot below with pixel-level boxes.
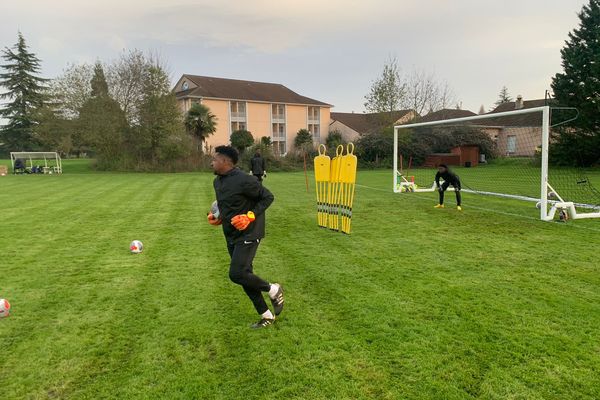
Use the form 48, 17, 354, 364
313, 144, 358, 234
393, 106, 600, 222
10, 152, 62, 174
231, 212, 255, 231
0, 299, 11, 318
130, 240, 143, 254
314, 145, 331, 228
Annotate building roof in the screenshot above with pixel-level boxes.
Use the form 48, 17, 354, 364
330, 110, 414, 134
418, 108, 477, 123
174, 75, 332, 107
482, 98, 549, 127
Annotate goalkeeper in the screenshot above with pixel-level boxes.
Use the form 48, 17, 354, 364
208, 145, 284, 329
434, 164, 462, 211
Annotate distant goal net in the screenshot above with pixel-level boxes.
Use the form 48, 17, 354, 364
393, 106, 600, 222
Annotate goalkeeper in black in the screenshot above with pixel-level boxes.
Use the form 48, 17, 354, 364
434, 164, 462, 211
207, 145, 284, 329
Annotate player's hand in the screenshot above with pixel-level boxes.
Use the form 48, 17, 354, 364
231, 211, 256, 231
207, 213, 222, 226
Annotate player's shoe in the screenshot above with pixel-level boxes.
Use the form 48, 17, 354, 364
251, 318, 275, 329
457, 206, 462, 211
270, 284, 285, 316
434, 204, 445, 208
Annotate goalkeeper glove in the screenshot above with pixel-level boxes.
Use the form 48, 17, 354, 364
207, 213, 222, 226
231, 211, 256, 231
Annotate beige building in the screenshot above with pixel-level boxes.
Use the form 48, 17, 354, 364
329, 110, 416, 142
174, 75, 332, 154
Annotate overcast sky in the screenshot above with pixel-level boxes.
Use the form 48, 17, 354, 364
0, 0, 588, 113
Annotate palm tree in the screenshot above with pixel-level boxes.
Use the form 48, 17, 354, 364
184, 103, 217, 152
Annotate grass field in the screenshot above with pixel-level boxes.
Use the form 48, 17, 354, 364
1, 160, 600, 399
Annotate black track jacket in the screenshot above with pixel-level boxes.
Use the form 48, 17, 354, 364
213, 168, 274, 244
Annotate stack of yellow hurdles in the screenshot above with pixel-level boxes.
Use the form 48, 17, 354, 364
314, 143, 358, 234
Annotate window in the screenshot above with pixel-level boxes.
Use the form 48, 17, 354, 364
507, 135, 517, 154
271, 104, 286, 155
230, 101, 247, 135
272, 104, 285, 122
231, 121, 247, 132
308, 106, 320, 142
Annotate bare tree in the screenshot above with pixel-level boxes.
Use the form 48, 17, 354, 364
106, 49, 148, 125
48, 63, 94, 119
402, 68, 456, 115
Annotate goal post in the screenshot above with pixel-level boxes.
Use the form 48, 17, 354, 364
393, 106, 600, 222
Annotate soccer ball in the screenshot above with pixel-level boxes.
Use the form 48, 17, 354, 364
548, 191, 557, 199
210, 200, 220, 219
130, 240, 143, 254
0, 299, 11, 318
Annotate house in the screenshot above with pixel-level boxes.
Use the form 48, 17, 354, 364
418, 108, 477, 123
480, 97, 547, 156
173, 75, 332, 154
329, 110, 416, 142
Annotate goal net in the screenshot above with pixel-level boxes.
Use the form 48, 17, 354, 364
393, 106, 600, 221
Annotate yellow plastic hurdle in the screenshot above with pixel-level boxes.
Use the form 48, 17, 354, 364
314, 144, 331, 228
339, 143, 358, 234
314, 143, 358, 234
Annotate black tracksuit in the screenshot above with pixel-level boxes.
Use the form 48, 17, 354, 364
435, 169, 462, 206
250, 155, 266, 182
213, 167, 275, 314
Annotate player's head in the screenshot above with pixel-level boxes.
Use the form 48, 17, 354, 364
437, 164, 448, 173
212, 145, 239, 175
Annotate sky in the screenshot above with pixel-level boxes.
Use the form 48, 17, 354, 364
0, 0, 589, 114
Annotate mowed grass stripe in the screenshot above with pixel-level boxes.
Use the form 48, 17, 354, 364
0, 169, 599, 399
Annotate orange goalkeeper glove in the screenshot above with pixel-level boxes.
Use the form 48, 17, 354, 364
231, 211, 256, 231
207, 213, 222, 226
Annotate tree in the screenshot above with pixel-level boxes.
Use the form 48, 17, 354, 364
494, 86, 512, 107
106, 49, 149, 124
260, 136, 272, 146
551, 0, 600, 166
294, 128, 313, 151
230, 129, 254, 153
403, 68, 456, 116
133, 64, 190, 166
0, 32, 48, 152
364, 57, 406, 126
78, 62, 127, 165
185, 103, 217, 152
326, 130, 345, 151
48, 63, 94, 119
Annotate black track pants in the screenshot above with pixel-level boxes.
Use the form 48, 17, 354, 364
227, 240, 270, 314
439, 181, 462, 206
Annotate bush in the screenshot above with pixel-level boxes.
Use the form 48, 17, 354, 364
230, 130, 254, 154
326, 130, 345, 152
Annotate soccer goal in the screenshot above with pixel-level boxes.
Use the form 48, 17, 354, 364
10, 152, 63, 174
393, 106, 600, 222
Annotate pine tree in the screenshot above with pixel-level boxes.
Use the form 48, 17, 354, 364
552, 0, 600, 132
494, 86, 512, 108
0, 32, 48, 152
550, 0, 600, 166
78, 62, 127, 166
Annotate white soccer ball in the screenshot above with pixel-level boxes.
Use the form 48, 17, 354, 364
210, 200, 220, 219
0, 299, 11, 318
130, 240, 144, 254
